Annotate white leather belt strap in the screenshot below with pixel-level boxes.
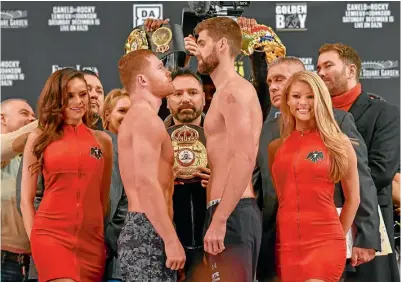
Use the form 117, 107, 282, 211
207, 198, 221, 209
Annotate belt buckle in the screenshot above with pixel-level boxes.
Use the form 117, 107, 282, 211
207, 199, 221, 209
168, 124, 208, 183
152, 26, 172, 54
17, 254, 24, 265
17, 254, 28, 281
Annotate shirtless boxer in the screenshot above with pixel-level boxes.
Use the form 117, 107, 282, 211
194, 17, 263, 282
117, 49, 185, 282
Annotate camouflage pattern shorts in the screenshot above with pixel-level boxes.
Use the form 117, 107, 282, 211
117, 212, 177, 282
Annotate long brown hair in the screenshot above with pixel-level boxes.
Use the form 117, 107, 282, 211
280, 70, 348, 183
30, 68, 93, 174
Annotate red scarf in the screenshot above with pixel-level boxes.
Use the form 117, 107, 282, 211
331, 83, 362, 112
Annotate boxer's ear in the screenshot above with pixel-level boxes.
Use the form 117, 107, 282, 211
347, 63, 357, 80
1, 113, 6, 126
136, 74, 147, 86
217, 37, 229, 54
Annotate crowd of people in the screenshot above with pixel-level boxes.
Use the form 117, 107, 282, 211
1, 15, 400, 282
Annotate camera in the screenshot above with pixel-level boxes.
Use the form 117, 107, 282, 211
182, 1, 251, 36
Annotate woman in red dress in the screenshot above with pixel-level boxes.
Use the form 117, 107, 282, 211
20, 68, 112, 282
268, 71, 360, 282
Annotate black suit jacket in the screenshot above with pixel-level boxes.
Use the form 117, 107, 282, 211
104, 131, 127, 255
254, 109, 381, 280
346, 91, 400, 282
348, 91, 400, 206
250, 51, 270, 121
103, 130, 127, 280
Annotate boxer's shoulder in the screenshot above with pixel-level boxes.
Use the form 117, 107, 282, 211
221, 81, 256, 106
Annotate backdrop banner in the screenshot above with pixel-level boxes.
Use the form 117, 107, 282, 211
1, 1, 399, 112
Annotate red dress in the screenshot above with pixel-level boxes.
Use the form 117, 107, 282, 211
272, 130, 346, 282
30, 123, 106, 282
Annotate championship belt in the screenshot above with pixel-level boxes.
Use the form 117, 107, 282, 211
241, 24, 286, 64
167, 124, 208, 183
125, 24, 187, 61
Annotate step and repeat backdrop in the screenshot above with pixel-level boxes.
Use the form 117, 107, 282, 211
1, 1, 400, 109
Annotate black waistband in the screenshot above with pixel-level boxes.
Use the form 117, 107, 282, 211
1, 250, 30, 265
208, 197, 257, 209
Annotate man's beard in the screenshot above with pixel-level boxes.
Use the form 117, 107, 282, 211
197, 49, 219, 75
325, 68, 349, 96
172, 106, 203, 123
90, 111, 100, 126
91, 111, 99, 120
90, 102, 99, 114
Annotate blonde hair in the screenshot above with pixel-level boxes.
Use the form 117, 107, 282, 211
280, 70, 348, 183
102, 88, 129, 130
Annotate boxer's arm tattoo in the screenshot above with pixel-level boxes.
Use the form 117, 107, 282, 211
226, 93, 237, 104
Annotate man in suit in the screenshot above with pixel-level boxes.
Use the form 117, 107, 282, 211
82, 69, 105, 130
254, 56, 381, 282
317, 43, 400, 282
164, 67, 211, 282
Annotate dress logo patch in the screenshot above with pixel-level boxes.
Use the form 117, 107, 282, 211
306, 151, 324, 163
90, 147, 103, 160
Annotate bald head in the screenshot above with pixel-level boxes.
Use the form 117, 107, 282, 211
1, 99, 35, 133
267, 57, 306, 108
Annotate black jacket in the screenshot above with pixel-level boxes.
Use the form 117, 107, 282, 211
349, 91, 400, 206
346, 91, 400, 282
250, 51, 271, 122
164, 114, 207, 248
103, 130, 127, 281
